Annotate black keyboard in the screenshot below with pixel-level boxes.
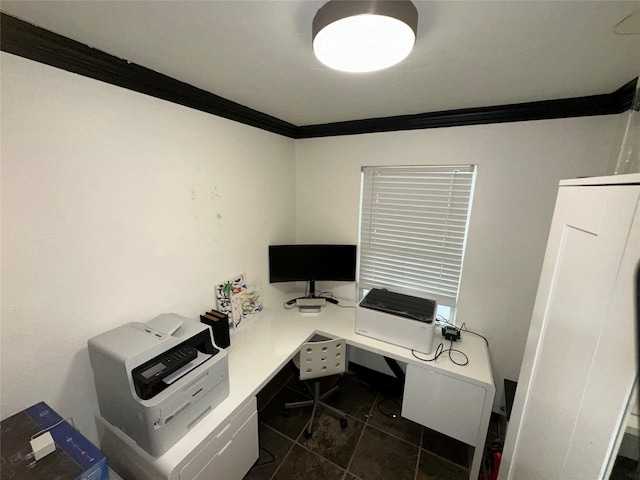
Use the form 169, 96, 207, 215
359, 289, 436, 323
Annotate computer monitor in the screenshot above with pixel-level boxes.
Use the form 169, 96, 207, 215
268, 244, 357, 297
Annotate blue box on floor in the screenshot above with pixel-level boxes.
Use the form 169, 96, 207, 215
0, 401, 108, 480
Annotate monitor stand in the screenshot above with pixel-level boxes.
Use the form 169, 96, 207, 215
308, 280, 317, 298
284, 280, 338, 308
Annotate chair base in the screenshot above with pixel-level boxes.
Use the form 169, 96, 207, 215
285, 381, 348, 437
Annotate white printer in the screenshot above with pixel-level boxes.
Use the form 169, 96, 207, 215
355, 288, 437, 354
88, 314, 229, 456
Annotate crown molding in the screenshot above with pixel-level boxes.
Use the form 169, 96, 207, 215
296, 79, 637, 138
0, 13, 298, 138
1, 12, 636, 140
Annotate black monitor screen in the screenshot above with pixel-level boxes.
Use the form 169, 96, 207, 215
269, 244, 357, 284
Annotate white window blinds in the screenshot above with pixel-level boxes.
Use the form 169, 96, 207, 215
358, 165, 476, 307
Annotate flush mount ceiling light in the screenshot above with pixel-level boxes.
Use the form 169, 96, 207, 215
312, 0, 418, 73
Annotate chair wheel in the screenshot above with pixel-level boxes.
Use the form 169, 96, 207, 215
304, 430, 313, 439
340, 417, 348, 429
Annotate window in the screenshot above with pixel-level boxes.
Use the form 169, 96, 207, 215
358, 165, 476, 321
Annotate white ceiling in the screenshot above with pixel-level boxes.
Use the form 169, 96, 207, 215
2, 0, 640, 126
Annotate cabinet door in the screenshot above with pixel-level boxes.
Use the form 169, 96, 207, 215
402, 364, 487, 446
503, 184, 640, 479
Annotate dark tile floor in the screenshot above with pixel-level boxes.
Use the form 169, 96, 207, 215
610, 456, 640, 479
244, 364, 506, 480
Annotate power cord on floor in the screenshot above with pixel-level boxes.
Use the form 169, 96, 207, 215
249, 446, 276, 470
377, 396, 402, 419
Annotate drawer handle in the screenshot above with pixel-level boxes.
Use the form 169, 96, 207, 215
216, 423, 231, 439
218, 439, 232, 455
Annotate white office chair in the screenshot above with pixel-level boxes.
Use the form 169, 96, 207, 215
284, 338, 348, 438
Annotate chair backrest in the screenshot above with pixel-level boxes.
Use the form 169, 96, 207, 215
298, 338, 346, 381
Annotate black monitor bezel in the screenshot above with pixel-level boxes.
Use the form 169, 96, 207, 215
268, 244, 357, 286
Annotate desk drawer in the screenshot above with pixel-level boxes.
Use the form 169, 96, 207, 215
180, 397, 258, 480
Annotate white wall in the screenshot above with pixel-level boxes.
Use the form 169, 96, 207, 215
294, 116, 623, 412
0, 52, 296, 443
1, 48, 630, 444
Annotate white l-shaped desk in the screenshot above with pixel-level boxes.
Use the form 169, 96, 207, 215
99, 295, 495, 480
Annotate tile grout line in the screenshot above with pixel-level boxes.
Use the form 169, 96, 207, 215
291, 436, 349, 477
255, 370, 296, 480
260, 372, 434, 480
267, 400, 365, 477
364, 420, 421, 449
341, 391, 379, 479
280, 410, 363, 479
414, 426, 424, 480
268, 436, 297, 480
424, 449, 473, 475
257, 370, 498, 480
252, 421, 294, 479
259, 372, 345, 479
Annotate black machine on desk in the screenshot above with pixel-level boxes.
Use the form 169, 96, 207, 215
355, 288, 437, 354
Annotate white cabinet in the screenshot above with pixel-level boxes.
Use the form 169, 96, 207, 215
180, 397, 258, 480
501, 174, 640, 480
402, 365, 487, 446
401, 362, 493, 480
98, 397, 258, 480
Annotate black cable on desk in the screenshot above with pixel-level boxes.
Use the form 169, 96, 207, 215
310, 289, 357, 308
412, 341, 469, 366
316, 290, 335, 300
459, 322, 489, 347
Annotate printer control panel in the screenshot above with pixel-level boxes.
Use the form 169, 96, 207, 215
134, 345, 198, 386
163, 345, 197, 370
126, 324, 219, 400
